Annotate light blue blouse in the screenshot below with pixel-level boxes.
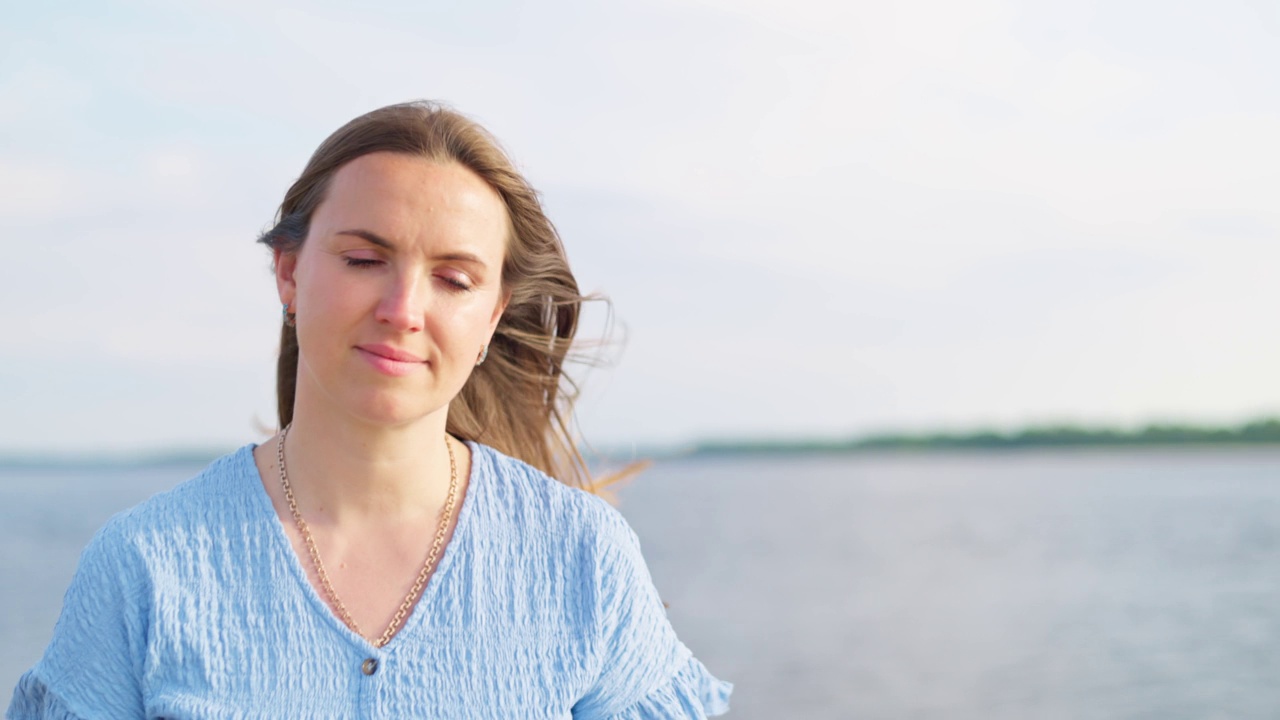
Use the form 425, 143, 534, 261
7, 442, 731, 719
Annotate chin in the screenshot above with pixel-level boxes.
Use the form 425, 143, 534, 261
345, 391, 445, 429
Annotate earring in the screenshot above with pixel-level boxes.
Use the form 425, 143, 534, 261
475, 343, 489, 366
282, 303, 296, 328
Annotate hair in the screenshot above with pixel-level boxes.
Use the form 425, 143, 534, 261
257, 101, 598, 490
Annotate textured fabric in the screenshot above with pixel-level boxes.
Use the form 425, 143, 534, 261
7, 443, 731, 719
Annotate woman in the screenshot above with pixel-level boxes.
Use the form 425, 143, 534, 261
8, 102, 731, 718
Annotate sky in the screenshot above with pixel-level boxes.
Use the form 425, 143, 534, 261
0, 0, 1277, 453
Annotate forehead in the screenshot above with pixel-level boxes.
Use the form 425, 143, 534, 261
313, 152, 510, 250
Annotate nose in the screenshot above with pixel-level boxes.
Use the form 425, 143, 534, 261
374, 272, 425, 332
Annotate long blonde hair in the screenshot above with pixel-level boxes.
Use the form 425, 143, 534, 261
258, 101, 597, 490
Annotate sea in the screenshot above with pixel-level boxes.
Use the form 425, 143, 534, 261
3, 447, 1280, 718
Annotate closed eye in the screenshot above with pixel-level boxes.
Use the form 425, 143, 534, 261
344, 257, 382, 268
438, 275, 473, 292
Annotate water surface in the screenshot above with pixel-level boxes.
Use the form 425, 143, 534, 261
4, 448, 1279, 718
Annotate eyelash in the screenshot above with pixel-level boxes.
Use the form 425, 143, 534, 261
343, 257, 473, 292
440, 276, 473, 292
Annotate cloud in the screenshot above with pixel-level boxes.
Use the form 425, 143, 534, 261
1, 0, 1277, 450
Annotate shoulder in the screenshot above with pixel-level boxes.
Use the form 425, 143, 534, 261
86, 445, 260, 563
462, 445, 735, 716
465, 441, 660, 625
10, 449, 258, 719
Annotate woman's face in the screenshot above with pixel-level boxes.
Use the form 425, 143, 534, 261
275, 152, 510, 428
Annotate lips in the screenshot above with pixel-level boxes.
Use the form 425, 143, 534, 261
357, 344, 426, 363
355, 344, 427, 377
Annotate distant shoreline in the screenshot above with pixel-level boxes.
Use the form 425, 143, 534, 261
682, 417, 1280, 458
3, 418, 1278, 468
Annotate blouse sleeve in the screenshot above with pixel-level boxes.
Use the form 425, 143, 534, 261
601, 655, 733, 719
6, 517, 150, 720
571, 509, 732, 719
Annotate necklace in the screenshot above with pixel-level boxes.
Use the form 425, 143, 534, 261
276, 424, 458, 648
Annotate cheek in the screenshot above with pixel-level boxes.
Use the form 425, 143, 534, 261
292, 254, 325, 306
438, 297, 500, 348
298, 261, 363, 315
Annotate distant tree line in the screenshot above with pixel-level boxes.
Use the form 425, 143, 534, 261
691, 417, 1280, 455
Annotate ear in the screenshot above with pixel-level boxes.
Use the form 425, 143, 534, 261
275, 247, 300, 309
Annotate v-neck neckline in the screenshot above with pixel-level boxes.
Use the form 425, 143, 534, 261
238, 440, 485, 655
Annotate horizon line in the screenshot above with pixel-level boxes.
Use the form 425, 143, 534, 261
2, 416, 1277, 469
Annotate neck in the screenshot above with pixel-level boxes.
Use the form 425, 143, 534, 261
280, 396, 455, 524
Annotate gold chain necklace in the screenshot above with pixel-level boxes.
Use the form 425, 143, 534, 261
276, 424, 458, 648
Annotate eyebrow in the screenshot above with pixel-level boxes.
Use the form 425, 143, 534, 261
336, 229, 488, 267
337, 228, 395, 250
